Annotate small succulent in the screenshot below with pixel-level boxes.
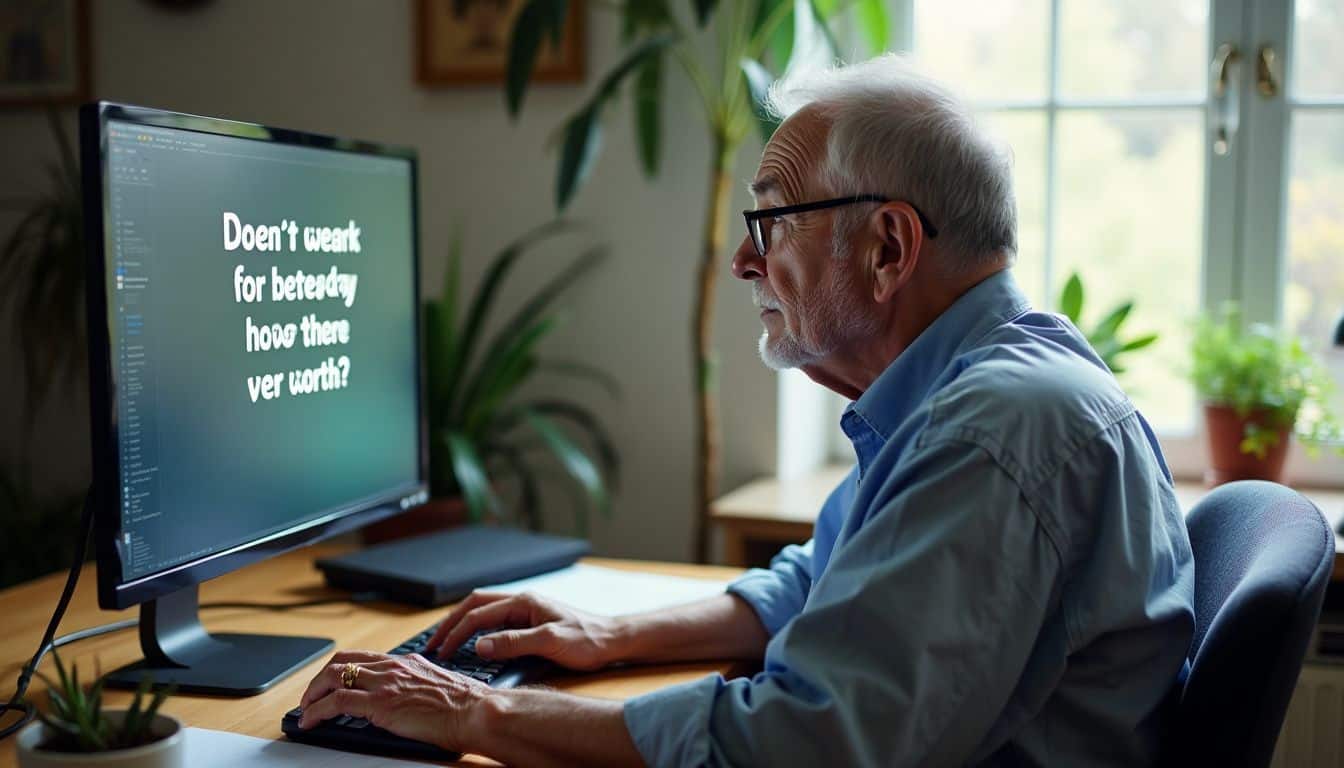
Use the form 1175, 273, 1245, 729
27, 652, 174, 753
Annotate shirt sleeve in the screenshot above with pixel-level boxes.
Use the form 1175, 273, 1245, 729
724, 540, 815, 637
722, 468, 857, 637
624, 439, 1062, 768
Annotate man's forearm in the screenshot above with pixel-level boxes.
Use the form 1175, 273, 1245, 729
470, 687, 644, 768
601, 592, 769, 665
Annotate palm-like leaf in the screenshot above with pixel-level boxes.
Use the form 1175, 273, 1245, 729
424, 225, 618, 531
522, 409, 608, 534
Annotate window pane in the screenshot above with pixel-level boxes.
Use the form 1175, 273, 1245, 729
1058, 0, 1208, 100
1293, 0, 1344, 98
981, 110, 1047, 308
914, 0, 1048, 103
1054, 111, 1203, 432
1283, 111, 1344, 421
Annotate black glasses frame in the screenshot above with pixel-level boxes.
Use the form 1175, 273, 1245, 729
742, 194, 939, 257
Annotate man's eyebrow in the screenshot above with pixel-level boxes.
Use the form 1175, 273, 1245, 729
748, 175, 780, 199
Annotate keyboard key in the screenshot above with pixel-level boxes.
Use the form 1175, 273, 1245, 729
346, 717, 370, 729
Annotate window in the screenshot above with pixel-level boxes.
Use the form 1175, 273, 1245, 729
787, 0, 1344, 485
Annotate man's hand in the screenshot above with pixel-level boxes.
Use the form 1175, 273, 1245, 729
425, 591, 619, 671
297, 650, 490, 752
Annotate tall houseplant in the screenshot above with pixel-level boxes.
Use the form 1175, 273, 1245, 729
505, 0, 888, 560
420, 222, 619, 535
1190, 303, 1341, 485
0, 110, 89, 588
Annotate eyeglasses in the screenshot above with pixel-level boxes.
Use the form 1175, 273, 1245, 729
742, 194, 939, 258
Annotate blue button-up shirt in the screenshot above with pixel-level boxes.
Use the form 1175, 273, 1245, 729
623, 270, 1195, 766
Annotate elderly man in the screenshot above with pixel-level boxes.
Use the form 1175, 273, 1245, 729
297, 55, 1195, 766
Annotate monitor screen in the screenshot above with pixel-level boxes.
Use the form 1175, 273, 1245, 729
88, 106, 425, 602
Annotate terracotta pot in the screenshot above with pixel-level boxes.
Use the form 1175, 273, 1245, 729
17, 712, 183, 768
1203, 404, 1292, 487
361, 496, 468, 545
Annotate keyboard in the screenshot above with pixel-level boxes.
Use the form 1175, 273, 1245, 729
281, 624, 551, 761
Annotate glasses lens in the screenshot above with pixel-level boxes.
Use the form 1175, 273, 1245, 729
750, 218, 767, 257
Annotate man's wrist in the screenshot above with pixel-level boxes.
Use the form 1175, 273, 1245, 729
600, 614, 644, 665
462, 686, 516, 755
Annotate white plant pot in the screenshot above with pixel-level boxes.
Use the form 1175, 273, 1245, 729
16, 712, 184, 768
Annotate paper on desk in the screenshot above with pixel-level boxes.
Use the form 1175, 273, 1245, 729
480, 563, 730, 616
183, 727, 435, 767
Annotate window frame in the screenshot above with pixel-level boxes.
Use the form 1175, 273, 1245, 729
792, 0, 1344, 487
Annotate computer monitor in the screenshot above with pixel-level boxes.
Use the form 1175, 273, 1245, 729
79, 102, 429, 695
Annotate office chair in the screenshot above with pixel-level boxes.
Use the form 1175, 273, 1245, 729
1164, 480, 1333, 767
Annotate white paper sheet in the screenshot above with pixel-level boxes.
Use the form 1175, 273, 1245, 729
480, 563, 730, 616
183, 727, 435, 767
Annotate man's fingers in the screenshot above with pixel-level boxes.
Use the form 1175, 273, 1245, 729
476, 625, 555, 660
300, 652, 386, 708
433, 599, 531, 656
426, 591, 511, 652
298, 688, 371, 729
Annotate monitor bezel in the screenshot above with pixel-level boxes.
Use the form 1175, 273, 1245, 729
81, 101, 429, 610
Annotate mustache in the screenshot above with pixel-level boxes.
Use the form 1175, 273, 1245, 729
753, 284, 780, 310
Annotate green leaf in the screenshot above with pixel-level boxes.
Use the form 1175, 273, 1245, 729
781, 0, 838, 77
1058, 272, 1083, 323
634, 53, 663, 177
854, 0, 889, 54
557, 106, 603, 211
623, 0, 671, 40
554, 33, 677, 211
516, 400, 621, 488
487, 441, 542, 530
692, 0, 717, 25
523, 409, 609, 533
446, 431, 501, 519
741, 58, 780, 143
461, 317, 556, 433
1092, 301, 1134, 343
1120, 333, 1159, 352
445, 220, 573, 411
506, 0, 570, 116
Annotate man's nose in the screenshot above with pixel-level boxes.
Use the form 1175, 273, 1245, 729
731, 235, 766, 281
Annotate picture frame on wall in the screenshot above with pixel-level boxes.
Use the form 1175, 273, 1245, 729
416, 0, 584, 86
0, 0, 90, 107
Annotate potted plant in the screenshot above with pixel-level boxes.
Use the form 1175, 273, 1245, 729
1056, 271, 1159, 375
1190, 303, 1342, 486
361, 222, 619, 543
17, 654, 182, 768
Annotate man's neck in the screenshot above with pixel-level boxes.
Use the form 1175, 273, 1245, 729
800, 265, 1008, 400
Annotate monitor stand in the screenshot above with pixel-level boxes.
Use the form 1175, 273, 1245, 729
104, 584, 334, 696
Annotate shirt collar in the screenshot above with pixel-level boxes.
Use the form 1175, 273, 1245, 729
844, 269, 1032, 444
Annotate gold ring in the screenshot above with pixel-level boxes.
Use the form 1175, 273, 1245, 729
340, 662, 361, 689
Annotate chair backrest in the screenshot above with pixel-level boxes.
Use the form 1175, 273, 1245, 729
1168, 480, 1333, 767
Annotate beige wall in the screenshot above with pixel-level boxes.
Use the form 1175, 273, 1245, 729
0, 0, 779, 562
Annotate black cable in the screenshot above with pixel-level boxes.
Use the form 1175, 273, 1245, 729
0, 488, 382, 742
0, 488, 94, 741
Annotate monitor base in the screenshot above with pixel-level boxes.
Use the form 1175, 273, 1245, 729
103, 583, 334, 696
104, 633, 333, 696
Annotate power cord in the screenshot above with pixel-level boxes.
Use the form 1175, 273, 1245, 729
0, 489, 382, 742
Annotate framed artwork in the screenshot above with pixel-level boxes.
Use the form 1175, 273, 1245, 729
417, 0, 584, 86
0, 0, 90, 107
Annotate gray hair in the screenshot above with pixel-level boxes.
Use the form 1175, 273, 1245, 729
765, 54, 1017, 271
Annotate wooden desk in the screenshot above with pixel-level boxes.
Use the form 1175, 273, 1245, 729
0, 545, 746, 767
712, 465, 1344, 574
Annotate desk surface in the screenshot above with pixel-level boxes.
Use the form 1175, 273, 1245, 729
0, 545, 745, 767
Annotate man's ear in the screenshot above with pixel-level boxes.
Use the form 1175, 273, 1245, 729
869, 202, 924, 303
